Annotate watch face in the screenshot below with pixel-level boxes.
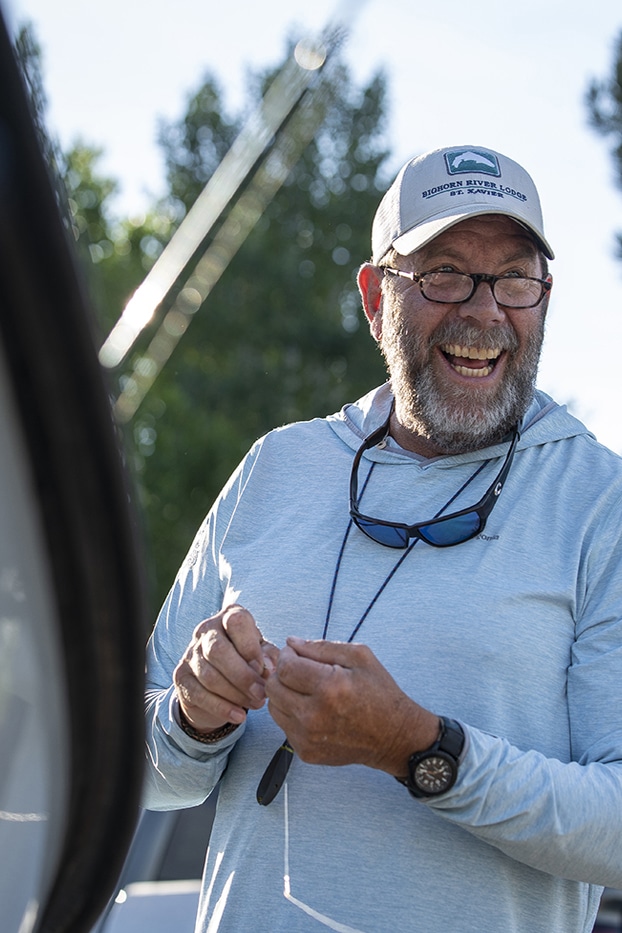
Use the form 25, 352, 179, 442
413, 753, 457, 795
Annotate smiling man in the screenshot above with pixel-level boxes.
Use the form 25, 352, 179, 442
358, 215, 550, 456
359, 147, 553, 458
144, 146, 622, 933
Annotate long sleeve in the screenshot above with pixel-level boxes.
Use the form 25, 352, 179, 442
428, 485, 622, 887
143, 683, 244, 811
142, 445, 262, 811
430, 727, 622, 886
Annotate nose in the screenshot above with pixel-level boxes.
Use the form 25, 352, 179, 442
457, 280, 507, 326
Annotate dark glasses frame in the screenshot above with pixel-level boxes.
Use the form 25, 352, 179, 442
349, 413, 519, 549
383, 267, 551, 309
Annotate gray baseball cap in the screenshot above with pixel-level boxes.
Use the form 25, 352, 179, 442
372, 145, 554, 263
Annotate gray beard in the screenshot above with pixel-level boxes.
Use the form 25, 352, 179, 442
381, 315, 545, 454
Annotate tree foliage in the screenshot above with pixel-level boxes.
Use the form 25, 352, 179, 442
13, 22, 167, 342
19, 25, 393, 610
587, 29, 622, 256
61, 143, 173, 339
132, 56, 391, 607
13, 23, 50, 159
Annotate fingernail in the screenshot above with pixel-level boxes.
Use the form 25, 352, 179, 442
229, 708, 246, 724
249, 659, 264, 675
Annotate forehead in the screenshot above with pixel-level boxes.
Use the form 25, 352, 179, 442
413, 215, 540, 265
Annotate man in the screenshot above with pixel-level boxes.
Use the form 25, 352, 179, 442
144, 145, 622, 933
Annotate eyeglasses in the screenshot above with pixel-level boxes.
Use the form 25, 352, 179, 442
383, 267, 551, 309
349, 415, 519, 548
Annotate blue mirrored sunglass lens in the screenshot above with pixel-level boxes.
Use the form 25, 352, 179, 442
418, 512, 481, 546
357, 518, 408, 548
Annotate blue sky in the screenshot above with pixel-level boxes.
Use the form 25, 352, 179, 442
6, 0, 622, 451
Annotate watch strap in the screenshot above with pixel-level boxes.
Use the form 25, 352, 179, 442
436, 717, 464, 759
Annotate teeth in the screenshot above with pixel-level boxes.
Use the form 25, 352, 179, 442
442, 344, 501, 360
453, 364, 494, 378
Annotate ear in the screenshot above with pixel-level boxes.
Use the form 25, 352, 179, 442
357, 263, 384, 341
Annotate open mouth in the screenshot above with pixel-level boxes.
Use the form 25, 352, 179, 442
440, 343, 503, 378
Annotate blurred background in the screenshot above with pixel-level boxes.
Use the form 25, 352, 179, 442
4, 0, 622, 611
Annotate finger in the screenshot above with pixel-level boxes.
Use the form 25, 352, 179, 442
260, 642, 280, 678
173, 660, 249, 728
175, 668, 248, 730
219, 607, 281, 682
271, 643, 338, 696
221, 605, 268, 672
223, 605, 279, 680
286, 636, 369, 669
194, 628, 267, 707
177, 608, 267, 717
196, 605, 264, 682
190, 641, 266, 707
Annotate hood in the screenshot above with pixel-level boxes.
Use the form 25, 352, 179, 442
326, 382, 593, 466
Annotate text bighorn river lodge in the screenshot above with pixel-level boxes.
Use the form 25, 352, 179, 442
422, 180, 528, 201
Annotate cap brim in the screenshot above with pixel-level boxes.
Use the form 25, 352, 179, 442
392, 208, 555, 260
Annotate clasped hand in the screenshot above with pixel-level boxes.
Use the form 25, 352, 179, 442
173, 605, 438, 775
173, 604, 278, 733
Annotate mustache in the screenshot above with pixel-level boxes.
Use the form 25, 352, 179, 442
427, 320, 520, 354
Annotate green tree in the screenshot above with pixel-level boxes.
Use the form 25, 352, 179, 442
131, 55, 392, 607
587, 28, 622, 257
61, 143, 174, 339
13, 22, 52, 162
17, 23, 394, 609
13, 22, 166, 343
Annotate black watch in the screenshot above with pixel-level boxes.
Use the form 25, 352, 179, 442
396, 717, 465, 798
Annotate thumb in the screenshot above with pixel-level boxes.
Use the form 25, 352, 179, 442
286, 636, 356, 668
260, 641, 280, 678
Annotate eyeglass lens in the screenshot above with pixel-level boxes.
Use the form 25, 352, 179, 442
356, 510, 482, 548
422, 271, 542, 307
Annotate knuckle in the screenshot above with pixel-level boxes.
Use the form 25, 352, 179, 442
192, 615, 219, 639
173, 657, 190, 688
221, 604, 250, 630
176, 645, 213, 692
199, 629, 222, 661
277, 652, 297, 680
174, 676, 197, 709
352, 643, 372, 663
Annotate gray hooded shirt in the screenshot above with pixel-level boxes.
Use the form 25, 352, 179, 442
144, 384, 622, 933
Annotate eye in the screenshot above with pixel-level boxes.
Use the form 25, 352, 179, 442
431, 264, 459, 274
500, 263, 540, 279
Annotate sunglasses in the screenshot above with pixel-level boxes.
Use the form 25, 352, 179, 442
349, 414, 519, 549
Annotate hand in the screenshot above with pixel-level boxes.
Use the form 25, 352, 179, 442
264, 637, 439, 776
173, 604, 279, 735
